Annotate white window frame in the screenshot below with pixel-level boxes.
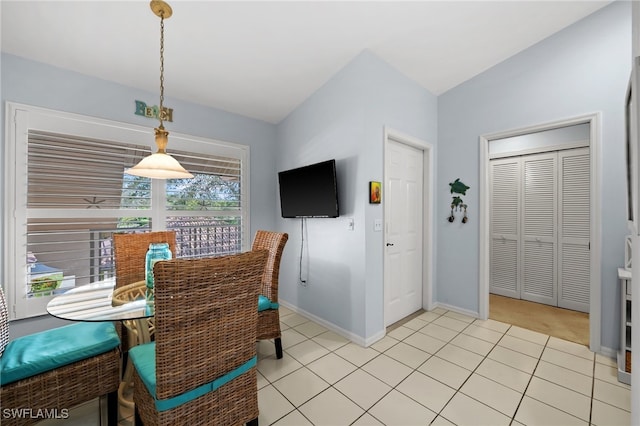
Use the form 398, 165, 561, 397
4, 102, 250, 320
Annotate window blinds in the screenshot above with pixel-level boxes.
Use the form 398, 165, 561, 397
25, 130, 244, 295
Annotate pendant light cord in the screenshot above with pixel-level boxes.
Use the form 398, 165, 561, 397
299, 218, 307, 286
159, 12, 165, 127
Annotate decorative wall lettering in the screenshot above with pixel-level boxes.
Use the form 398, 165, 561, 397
134, 100, 173, 122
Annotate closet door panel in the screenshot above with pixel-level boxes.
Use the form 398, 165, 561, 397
491, 239, 519, 297
558, 148, 590, 312
490, 158, 521, 298
560, 243, 590, 311
521, 153, 557, 306
523, 240, 556, 301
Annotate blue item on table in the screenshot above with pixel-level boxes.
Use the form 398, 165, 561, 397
145, 243, 172, 303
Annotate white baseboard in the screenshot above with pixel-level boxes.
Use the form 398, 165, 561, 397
278, 300, 611, 356
278, 300, 482, 348
598, 345, 617, 359
432, 302, 480, 319
278, 300, 385, 347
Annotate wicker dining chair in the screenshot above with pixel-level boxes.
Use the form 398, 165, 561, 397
113, 231, 177, 290
251, 230, 288, 359
0, 288, 121, 426
130, 250, 267, 426
112, 231, 177, 347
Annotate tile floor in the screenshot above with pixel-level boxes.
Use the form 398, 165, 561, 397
38, 307, 631, 425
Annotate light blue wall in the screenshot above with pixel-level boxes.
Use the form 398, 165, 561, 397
276, 50, 437, 342
2, 1, 631, 347
437, 2, 631, 350
1, 53, 278, 337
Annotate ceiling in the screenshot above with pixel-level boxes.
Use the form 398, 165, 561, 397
1, 1, 612, 124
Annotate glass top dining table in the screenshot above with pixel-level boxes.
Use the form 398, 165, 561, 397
47, 279, 154, 409
46, 279, 154, 322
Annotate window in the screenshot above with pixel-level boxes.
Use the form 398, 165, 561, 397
5, 103, 250, 319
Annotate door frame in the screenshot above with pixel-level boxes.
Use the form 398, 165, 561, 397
383, 127, 435, 325
479, 113, 602, 352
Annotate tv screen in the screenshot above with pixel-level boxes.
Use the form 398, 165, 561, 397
278, 159, 339, 218
626, 79, 634, 225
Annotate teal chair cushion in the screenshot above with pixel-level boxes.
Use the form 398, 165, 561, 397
258, 294, 278, 312
0, 322, 120, 385
130, 342, 257, 412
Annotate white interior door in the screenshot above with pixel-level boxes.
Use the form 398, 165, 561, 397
490, 157, 521, 298
558, 147, 590, 312
384, 139, 423, 326
521, 152, 558, 306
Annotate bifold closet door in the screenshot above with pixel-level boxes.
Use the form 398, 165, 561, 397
489, 157, 521, 299
521, 152, 557, 306
558, 148, 590, 313
490, 147, 590, 313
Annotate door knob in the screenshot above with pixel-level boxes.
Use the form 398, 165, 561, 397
386, 243, 394, 246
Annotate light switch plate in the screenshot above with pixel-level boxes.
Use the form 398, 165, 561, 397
348, 218, 354, 231
374, 219, 383, 231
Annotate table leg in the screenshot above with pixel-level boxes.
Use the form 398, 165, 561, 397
118, 318, 152, 409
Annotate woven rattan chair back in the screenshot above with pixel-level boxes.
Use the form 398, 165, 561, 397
251, 230, 288, 305
133, 250, 267, 426
251, 230, 288, 359
113, 231, 177, 289
0, 287, 9, 355
113, 231, 176, 354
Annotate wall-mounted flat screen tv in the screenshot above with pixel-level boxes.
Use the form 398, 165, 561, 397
278, 159, 339, 218
626, 56, 640, 234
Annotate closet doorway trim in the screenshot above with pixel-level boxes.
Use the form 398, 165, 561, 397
479, 113, 601, 353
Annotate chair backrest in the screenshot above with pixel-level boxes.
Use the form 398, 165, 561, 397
0, 287, 9, 355
152, 250, 267, 401
113, 231, 177, 289
251, 230, 288, 302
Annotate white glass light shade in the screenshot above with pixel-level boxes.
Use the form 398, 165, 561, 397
125, 152, 193, 179
125, 126, 193, 179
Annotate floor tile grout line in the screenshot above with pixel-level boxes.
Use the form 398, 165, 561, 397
261, 328, 397, 425
506, 327, 548, 426
269, 310, 448, 425
530, 370, 595, 399
359, 315, 464, 426
428, 321, 523, 423
424, 318, 561, 424
282, 310, 539, 424
75, 307, 627, 426
273, 343, 400, 425
518, 334, 598, 425
116, 309, 626, 426
262, 309, 626, 426
590, 353, 596, 426
323, 312, 599, 425
427, 319, 621, 424
426, 321, 491, 425
363, 318, 518, 424
465, 325, 597, 422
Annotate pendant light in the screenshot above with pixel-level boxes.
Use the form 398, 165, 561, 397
126, 1, 193, 179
